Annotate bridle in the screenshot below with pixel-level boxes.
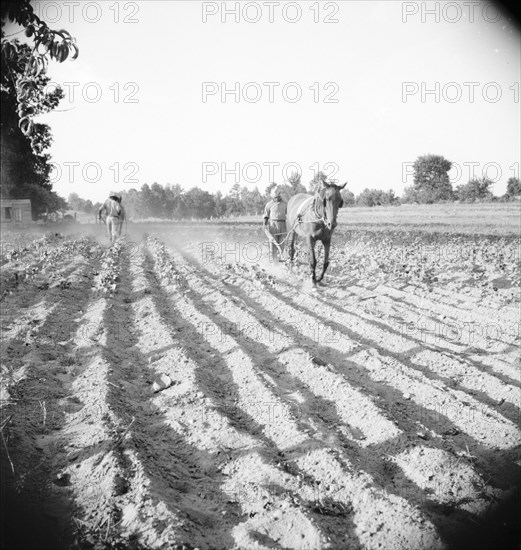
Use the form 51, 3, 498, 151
300, 188, 337, 226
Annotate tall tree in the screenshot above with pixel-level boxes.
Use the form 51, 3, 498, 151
183, 187, 215, 219
249, 186, 265, 214
226, 183, 244, 216
505, 177, 521, 199
68, 192, 83, 211
455, 177, 494, 202
137, 184, 153, 218
150, 182, 167, 217
356, 188, 397, 207
308, 171, 329, 193
1, 41, 66, 216
120, 188, 140, 218
1, 1, 78, 217
83, 199, 93, 213
287, 171, 307, 195
406, 154, 453, 203
163, 184, 184, 219
340, 188, 355, 206
214, 190, 224, 218
1, 1, 78, 149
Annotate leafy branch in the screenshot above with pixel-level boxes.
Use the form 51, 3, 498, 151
1, 0, 79, 149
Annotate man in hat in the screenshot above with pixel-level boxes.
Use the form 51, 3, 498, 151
98, 192, 126, 242
263, 185, 287, 261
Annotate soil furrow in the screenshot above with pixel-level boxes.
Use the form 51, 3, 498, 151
96, 250, 234, 548
1, 253, 101, 549
2, 226, 519, 550
365, 283, 519, 345
149, 241, 446, 549
142, 245, 339, 548
182, 247, 520, 452
167, 246, 401, 448
276, 276, 520, 396
168, 244, 520, 538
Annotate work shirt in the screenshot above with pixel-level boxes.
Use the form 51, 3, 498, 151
99, 198, 125, 220
263, 198, 287, 222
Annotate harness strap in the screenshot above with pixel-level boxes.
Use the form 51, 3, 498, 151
264, 194, 327, 253
295, 196, 314, 220
298, 194, 327, 224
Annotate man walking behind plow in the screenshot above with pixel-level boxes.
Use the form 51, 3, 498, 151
98, 192, 126, 243
263, 185, 287, 262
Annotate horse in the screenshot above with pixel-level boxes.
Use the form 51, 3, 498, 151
286, 181, 346, 286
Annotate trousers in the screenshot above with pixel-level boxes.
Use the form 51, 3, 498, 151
106, 215, 122, 242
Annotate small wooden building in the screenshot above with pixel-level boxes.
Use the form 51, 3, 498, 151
0, 199, 32, 225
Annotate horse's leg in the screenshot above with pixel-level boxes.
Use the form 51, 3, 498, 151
307, 237, 317, 285
316, 239, 331, 283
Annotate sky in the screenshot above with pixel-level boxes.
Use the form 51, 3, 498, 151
4, 0, 521, 202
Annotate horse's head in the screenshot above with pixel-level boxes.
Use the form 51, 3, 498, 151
317, 181, 347, 230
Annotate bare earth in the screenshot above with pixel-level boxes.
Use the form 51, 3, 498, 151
1, 215, 520, 549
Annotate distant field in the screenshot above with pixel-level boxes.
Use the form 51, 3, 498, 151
119, 202, 521, 237
336, 203, 521, 235
12, 203, 521, 238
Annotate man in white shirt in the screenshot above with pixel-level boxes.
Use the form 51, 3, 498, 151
98, 192, 126, 242
263, 185, 287, 261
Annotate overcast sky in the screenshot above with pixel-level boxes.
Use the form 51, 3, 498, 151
5, 0, 521, 202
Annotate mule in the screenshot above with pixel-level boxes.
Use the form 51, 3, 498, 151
286, 181, 346, 285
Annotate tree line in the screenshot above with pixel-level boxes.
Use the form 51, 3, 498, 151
402, 155, 520, 204
68, 159, 520, 221
69, 172, 321, 220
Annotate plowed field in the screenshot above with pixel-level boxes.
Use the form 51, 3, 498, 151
1, 224, 520, 550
